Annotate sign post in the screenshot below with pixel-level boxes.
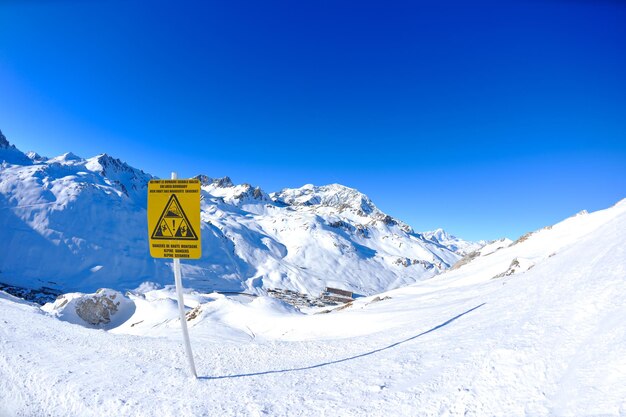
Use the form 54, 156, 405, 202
148, 172, 201, 378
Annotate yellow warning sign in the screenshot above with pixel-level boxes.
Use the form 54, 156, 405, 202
147, 179, 201, 259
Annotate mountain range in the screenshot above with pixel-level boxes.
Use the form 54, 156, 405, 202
0, 129, 482, 297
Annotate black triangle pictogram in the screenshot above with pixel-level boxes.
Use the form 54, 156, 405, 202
153, 219, 174, 237
174, 219, 195, 238
151, 194, 198, 240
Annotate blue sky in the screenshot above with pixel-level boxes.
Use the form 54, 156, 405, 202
1, 0, 625, 241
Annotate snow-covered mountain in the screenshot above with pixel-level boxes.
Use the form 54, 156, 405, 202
2, 183, 624, 415
0, 130, 466, 296
422, 228, 488, 255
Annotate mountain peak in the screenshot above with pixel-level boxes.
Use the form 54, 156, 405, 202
422, 228, 485, 256
0, 129, 32, 165
88, 153, 139, 175
25, 151, 47, 162
196, 175, 234, 188
48, 152, 83, 164
424, 228, 455, 242
80, 153, 152, 203
273, 183, 378, 216
0, 129, 10, 149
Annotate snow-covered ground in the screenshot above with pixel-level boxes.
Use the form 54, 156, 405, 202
2, 198, 625, 416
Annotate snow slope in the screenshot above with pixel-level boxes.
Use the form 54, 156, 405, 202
0, 132, 462, 296
1, 199, 625, 416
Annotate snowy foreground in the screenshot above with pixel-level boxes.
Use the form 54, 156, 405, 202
2, 200, 626, 416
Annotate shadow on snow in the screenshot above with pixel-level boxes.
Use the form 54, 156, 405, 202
200, 302, 485, 380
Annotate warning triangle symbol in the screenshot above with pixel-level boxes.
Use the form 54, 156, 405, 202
151, 194, 198, 240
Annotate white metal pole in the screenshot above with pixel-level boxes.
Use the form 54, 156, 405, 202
171, 171, 197, 378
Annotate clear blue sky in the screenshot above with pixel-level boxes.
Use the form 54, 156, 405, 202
1, 0, 625, 241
